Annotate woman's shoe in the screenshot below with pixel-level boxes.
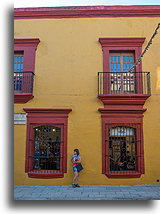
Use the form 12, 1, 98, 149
75, 184, 80, 187
72, 184, 76, 188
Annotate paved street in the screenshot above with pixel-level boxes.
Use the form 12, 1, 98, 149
14, 184, 160, 200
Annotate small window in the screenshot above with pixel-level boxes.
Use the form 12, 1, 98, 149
14, 51, 24, 92
14, 51, 24, 72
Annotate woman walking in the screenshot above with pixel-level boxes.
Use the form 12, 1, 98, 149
71, 149, 83, 188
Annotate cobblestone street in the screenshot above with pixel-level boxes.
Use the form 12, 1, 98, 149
14, 184, 160, 200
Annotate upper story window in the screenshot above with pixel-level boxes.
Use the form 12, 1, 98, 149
110, 52, 135, 94
110, 52, 134, 73
98, 37, 151, 95
14, 38, 40, 103
14, 51, 24, 72
14, 51, 24, 93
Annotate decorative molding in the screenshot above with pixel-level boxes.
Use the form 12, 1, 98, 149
14, 38, 40, 46
98, 94, 150, 107
14, 38, 40, 104
28, 171, 64, 179
23, 108, 72, 114
99, 38, 146, 48
14, 6, 160, 19
14, 94, 34, 103
23, 108, 72, 178
105, 172, 141, 178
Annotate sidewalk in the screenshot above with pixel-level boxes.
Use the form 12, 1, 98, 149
14, 184, 160, 200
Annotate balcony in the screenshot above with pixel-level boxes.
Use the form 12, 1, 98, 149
14, 71, 35, 103
98, 72, 151, 108
98, 72, 151, 95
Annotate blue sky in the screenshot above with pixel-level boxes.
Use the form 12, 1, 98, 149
14, 0, 160, 8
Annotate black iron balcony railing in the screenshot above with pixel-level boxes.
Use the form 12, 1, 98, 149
98, 72, 151, 95
14, 71, 34, 94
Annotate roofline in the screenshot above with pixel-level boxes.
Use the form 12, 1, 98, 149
14, 5, 160, 19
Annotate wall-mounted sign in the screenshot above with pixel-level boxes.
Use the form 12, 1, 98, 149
14, 113, 26, 124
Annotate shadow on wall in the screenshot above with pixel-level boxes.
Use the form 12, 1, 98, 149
156, 67, 160, 93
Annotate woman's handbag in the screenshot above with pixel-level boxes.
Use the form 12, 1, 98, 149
75, 163, 83, 172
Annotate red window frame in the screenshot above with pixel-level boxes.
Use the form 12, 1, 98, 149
98, 38, 145, 94
23, 108, 72, 179
14, 38, 40, 103
99, 109, 145, 178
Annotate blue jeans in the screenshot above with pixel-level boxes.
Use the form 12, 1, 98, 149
73, 166, 78, 172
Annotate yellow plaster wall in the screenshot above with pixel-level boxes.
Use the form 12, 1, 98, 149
14, 17, 160, 185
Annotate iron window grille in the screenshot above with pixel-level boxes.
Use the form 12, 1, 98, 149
105, 123, 143, 177
28, 123, 64, 175
14, 71, 34, 93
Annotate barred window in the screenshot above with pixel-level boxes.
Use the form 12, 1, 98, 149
24, 108, 72, 179
109, 126, 136, 172
103, 123, 144, 178
34, 126, 61, 171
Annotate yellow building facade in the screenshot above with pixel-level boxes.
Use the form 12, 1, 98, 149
14, 6, 160, 186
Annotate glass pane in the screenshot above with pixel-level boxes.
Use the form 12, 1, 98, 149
14, 53, 24, 72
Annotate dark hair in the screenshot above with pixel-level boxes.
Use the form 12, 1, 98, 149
74, 149, 80, 156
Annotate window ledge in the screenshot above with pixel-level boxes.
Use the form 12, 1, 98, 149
105, 172, 141, 178
98, 94, 151, 105
28, 170, 64, 179
14, 94, 34, 104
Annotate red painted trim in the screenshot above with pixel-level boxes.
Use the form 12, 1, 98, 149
98, 37, 145, 94
98, 94, 150, 107
14, 38, 40, 104
105, 172, 141, 178
23, 108, 72, 114
23, 108, 72, 178
28, 171, 64, 179
14, 38, 40, 45
14, 94, 34, 103
99, 117, 144, 178
99, 38, 145, 47
14, 6, 160, 19
14, 38, 40, 73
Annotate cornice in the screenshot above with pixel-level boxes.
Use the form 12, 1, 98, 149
14, 38, 40, 46
99, 37, 146, 47
23, 108, 72, 114
14, 5, 160, 19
